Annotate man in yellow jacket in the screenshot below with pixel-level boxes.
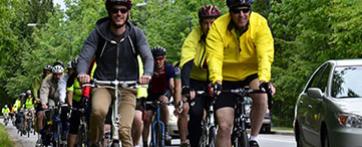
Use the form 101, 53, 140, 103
206, 0, 274, 147
180, 5, 221, 147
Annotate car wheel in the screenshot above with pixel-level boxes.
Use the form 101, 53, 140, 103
321, 129, 329, 147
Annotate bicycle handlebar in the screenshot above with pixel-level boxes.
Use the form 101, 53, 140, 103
222, 87, 265, 95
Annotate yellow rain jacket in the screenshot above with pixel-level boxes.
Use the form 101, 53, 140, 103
206, 12, 274, 83
180, 26, 208, 81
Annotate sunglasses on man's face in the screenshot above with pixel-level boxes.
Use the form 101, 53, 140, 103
230, 7, 251, 14
110, 8, 129, 14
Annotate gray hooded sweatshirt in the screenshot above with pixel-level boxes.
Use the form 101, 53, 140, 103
77, 17, 154, 81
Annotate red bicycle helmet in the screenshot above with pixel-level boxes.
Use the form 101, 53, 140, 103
198, 5, 221, 20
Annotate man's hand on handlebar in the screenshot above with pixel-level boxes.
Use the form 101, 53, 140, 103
42, 103, 48, 110
182, 86, 196, 100
208, 81, 222, 97
78, 73, 91, 83
140, 74, 151, 84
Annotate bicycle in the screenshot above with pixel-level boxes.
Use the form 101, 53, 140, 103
70, 83, 92, 147
16, 110, 26, 136
197, 90, 217, 147
25, 110, 34, 138
143, 100, 172, 147
3, 114, 9, 126
93, 79, 138, 147
222, 87, 266, 147
39, 102, 67, 147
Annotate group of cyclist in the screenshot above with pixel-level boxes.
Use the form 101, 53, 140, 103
1, 88, 37, 136
2, 0, 275, 147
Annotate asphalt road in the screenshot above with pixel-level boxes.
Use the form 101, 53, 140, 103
1, 118, 296, 147
1, 118, 37, 147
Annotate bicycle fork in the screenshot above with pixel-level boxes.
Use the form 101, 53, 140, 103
112, 84, 120, 143
151, 106, 165, 147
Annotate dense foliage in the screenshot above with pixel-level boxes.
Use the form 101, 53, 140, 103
1, 0, 361, 126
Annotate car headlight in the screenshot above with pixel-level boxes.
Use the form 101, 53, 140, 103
337, 113, 362, 128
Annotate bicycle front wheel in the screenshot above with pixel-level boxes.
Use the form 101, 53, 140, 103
151, 123, 165, 147
198, 126, 208, 147
208, 126, 216, 147
233, 131, 249, 147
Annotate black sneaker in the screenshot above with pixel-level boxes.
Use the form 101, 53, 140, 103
249, 140, 260, 147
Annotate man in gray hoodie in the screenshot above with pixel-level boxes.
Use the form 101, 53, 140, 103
76, 0, 154, 146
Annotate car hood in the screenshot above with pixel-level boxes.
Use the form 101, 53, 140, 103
331, 98, 362, 115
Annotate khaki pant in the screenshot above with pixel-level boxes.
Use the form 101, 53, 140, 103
89, 87, 136, 147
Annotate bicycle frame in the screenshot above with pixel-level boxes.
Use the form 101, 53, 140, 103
93, 79, 137, 146
190, 90, 216, 147
70, 106, 88, 147
144, 100, 166, 147
225, 88, 259, 147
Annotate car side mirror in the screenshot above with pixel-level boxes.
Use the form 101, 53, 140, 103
307, 88, 324, 98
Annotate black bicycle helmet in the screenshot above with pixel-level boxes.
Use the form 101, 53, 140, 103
105, 0, 132, 11
44, 64, 52, 71
226, 0, 253, 8
198, 5, 221, 20
67, 57, 78, 69
151, 46, 166, 58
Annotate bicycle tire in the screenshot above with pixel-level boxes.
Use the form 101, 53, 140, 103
151, 122, 165, 147
208, 126, 216, 147
157, 123, 165, 147
28, 119, 32, 138
232, 130, 249, 147
198, 126, 208, 147
79, 124, 88, 147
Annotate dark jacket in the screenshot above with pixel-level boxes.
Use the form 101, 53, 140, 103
77, 17, 154, 81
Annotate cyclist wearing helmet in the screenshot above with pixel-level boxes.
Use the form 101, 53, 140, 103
36, 62, 67, 145
206, 0, 274, 147
141, 47, 181, 146
2, 104, 10, 121
32, 64, 53, 104
76, 0, 154, 146
179, 5, 221, 147
32, 64, 52, 134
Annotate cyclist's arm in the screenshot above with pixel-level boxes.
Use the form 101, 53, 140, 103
58, 76, 67, 104
206, 23, 224, 84
39, 76, 51, 105
180, 28, 199, 86
66, 84, 74, 107
77, 29, 99, 76
181, 60, 193, 87
254, 18, 274, 82
135, 28, 154, 77
173, 67, 182, 106
173, 78, 182, 107
31, 78, 40, 100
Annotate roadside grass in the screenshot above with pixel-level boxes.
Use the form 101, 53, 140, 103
0, 124, 13, 146
272, 126, 293, 131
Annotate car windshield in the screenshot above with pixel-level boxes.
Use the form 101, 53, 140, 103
332, 66, 362, 98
